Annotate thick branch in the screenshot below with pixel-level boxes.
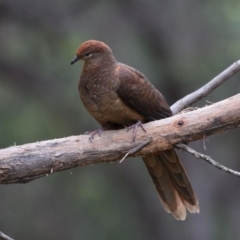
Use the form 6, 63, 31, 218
1, 94, 240, 184
171, 60, 240, 114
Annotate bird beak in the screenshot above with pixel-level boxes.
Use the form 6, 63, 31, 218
71, 55, 80, 65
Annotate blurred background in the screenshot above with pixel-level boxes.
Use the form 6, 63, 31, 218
1, 0, 240, 239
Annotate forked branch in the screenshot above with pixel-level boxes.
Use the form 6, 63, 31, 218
0, 93, 240, 184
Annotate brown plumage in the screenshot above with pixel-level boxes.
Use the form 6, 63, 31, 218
71, 40, 199, 220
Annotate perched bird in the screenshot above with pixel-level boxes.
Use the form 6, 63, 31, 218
71, 40, 199, 220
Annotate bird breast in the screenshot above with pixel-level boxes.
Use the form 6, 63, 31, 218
79, 74, 144, 126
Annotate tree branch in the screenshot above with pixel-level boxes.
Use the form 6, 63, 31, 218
176, 144, 240, 177
0, 231, 14, 240
171, 60, 240, 114
1, 93, 240, 184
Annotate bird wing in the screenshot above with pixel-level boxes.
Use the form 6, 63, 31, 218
116, 63, 199, 219
116, 63, 172, 122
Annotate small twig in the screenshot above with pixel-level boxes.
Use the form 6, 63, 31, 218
119, 139, 152, 163
206, 100, 214, 105
202, 135, 207, 150
176, 143, 240, 177
0, 231, 14, 240
171, 60, 240, 114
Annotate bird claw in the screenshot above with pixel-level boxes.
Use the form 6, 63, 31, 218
127, 120, 147, 141
85, 128, 104, 142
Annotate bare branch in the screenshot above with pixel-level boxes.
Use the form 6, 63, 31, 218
0, 231, 14, 240
176, 144, 240, 177
0, 94, 240, 184
171, 60, 240, 114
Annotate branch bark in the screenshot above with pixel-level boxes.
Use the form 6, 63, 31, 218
1, 93, 240, 184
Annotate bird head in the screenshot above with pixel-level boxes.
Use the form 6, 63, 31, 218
71, 40, 114, 65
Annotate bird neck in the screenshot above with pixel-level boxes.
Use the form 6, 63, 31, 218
82, 56, 117, 76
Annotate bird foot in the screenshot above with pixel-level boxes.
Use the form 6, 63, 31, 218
127, 120, 147, 141
85, 128, 104, 142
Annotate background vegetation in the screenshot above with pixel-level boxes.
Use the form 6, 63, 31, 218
1, 0, 240, 239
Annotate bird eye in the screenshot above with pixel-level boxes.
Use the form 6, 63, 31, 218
84, 52, 92, 57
